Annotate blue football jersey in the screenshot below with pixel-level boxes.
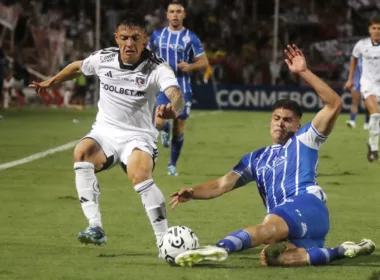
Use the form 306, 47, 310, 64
232, 122, 328, 212
148, 27, 205, 94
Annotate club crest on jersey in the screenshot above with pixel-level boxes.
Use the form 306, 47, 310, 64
182, 35, 190, 43
135, 76, 146, 88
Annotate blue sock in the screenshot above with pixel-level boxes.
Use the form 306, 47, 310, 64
307, 246, 346, 266
162, 121, 170, 133
169, 134, 184, 166
215, 230, 252, 254
350, 113, 356, 121
365, 113, 370, 124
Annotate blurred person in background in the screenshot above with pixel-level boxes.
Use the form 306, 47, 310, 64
148, 1, 209, 176
344, 15, 380, 162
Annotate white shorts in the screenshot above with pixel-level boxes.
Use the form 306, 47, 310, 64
360, 80, 380, 100
83, 123, 158, 170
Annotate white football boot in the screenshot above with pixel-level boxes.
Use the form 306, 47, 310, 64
175, 245, 228, 267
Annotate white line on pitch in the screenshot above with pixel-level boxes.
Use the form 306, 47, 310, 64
0, 140, 78, 171
0, 110, 222, 171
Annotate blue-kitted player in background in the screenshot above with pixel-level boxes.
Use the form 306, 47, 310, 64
170, 45, 375, 267
346, 57, 370, 130
148, 1, 209, 176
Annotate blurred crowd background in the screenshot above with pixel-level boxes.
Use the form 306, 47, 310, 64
1, 0, 379, 108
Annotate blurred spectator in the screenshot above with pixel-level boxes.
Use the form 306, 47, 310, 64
4, 0, 379, 91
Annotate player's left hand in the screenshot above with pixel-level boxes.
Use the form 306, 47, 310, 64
284, 44, 307, 74
169, 188, 194, 209
156, 104, 178, 119
178, 60, 192, 72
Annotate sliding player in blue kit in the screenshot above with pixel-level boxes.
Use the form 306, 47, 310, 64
170, 45, 375, 267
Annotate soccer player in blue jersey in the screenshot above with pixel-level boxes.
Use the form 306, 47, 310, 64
345, 57, 370, 130
170, 45, 375, 267
148, 1, 209, 176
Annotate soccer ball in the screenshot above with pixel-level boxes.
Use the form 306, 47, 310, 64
159, 226, 199, 265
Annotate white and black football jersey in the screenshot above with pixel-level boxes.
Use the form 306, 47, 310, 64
352, 38, 380, 86
81, 47, 179, 138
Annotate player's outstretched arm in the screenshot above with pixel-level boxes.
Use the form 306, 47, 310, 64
284, 44, 342, 136
169, 172, 243, 209
344, 56, 358, 91
158, 86, 185, 119
29, 61, 83, 95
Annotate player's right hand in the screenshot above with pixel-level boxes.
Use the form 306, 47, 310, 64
156, 104, 178, 119
29, 80, 53, 95
169, 188, 194, 209
343, 80, 353, 91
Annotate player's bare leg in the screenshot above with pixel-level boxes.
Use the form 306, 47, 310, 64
243, 214, 289, 245
261, 239, 375, 267
127, 149, 168, 249
156, 115, 171, 148
175, 214, 289, 267
261, 242, 309, 266
168, 118, 185, 176
346, 89, 360, 128
74, 138, 108, 245
364, 95, 380, 161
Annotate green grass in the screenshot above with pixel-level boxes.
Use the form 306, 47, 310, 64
1, 108, 380, 280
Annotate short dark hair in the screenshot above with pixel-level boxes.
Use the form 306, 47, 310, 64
117, 10, 146, 30
369, 15, 380, 26
167, 1, 185, 10
272, 99, 303, 118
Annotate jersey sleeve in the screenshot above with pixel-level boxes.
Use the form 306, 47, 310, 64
296, 122, 327, 150
81, 50, 101, 76
190, 33, 205, 57
154, 63, 180, 92
147, 32, 156, 51
352, 40, 362, 58
231, 153, 256, 187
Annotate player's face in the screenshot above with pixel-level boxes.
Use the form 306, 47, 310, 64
270, 108, 301, 144
369, 23, 380, 42
115, 25, 147, 64
167, 4, 185, 29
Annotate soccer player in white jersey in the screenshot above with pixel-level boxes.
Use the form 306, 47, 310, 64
344, 16, 380, 162
170, 45, 375, 267
148, 1, 209, 176
29, 11, 184, 251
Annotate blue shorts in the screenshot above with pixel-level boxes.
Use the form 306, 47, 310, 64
156, 91, 192, 120
353, 69, 361, 92
269, 194, 330, 249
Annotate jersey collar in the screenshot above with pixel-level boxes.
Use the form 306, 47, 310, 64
118, 48, 150, 70
371, 39, 380, 46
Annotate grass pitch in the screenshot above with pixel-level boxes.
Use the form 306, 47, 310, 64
1, 108, 379, 280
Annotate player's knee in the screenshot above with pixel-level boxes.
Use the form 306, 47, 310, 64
73, 145, 92, 162
257, 223, 285, 244
73, 139, 100, 162
130, 171, 151, 186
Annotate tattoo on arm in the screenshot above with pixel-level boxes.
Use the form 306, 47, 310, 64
164, 86, 185, 116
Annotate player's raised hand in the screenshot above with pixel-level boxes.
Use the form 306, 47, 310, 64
29, 79, 53, 95
156, 103, 178, 119
169, 188, 194, 209
284, 44, 307, 74
178, 59, 192, 72
343, 79, 354, 91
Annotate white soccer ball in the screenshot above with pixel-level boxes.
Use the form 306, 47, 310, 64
159, 226, 199, 265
